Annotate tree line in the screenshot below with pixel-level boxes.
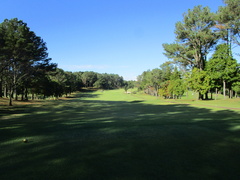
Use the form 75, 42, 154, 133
0, 18, 126, 105
138, 0, 240, 99
1, 1, 240, 105
41, 69, 125, 98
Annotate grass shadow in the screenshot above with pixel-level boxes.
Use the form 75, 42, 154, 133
1, 93, 240, 179
129, 100, 145, 103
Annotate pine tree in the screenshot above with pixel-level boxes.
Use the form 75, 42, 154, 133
0, 18, 55, 105
163, 5, 218, 71
217, 0, 240, 47
207, 44, 238, 98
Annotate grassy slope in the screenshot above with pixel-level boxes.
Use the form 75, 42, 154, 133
1, 89, 240, 179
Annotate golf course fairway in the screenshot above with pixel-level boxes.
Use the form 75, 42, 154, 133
1, 89, 240, 179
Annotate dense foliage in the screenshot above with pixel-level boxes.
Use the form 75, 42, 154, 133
46, 70, 125, 98
137, 63, 186, 99
0, 18, 57, 105
139, 0, 240, 100
1, 1, 240, 104
207, 44, 239, 98
0, 18, 125, 105
163, 5, 218, 71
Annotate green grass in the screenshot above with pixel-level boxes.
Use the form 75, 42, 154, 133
1, 89, 240, 179
131, 89, 240, 110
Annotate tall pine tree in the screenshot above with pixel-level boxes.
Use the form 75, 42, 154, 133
207, 44, 238, 98
0, 18, 55, 105
163, 5, 218, 71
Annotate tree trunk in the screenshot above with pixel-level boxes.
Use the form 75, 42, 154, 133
229, 89, 233, 99
215, 88, 218, 100
4, 85, 8, 97
21, 93, 24, 101
9, 96, 13, 106
24, 88, 28, 101
223, 80, 226, 99
14, 87, 18, 101
156, 86, 159, 97
9, 88, 13, 106
198, 92, 203, 100
0, 81, 2, 98
205, 92, 209, 100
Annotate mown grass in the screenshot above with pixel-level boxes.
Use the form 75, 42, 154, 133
1, 89, 240, 179
129, 89, 240, 110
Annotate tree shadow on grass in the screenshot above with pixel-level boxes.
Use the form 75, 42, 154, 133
1, 97, 240, 180
65, 89, 101, 100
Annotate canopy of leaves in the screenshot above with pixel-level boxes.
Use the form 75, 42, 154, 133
188, 68, 211, 96
207, 44, 238, 82
0, 18, 56, 105
163, 5, 218, 71
217, 0, 240, 46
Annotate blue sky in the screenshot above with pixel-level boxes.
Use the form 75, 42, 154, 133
0, 0, 230, 80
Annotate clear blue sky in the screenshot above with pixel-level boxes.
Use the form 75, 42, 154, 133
0, 0, 229, 80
